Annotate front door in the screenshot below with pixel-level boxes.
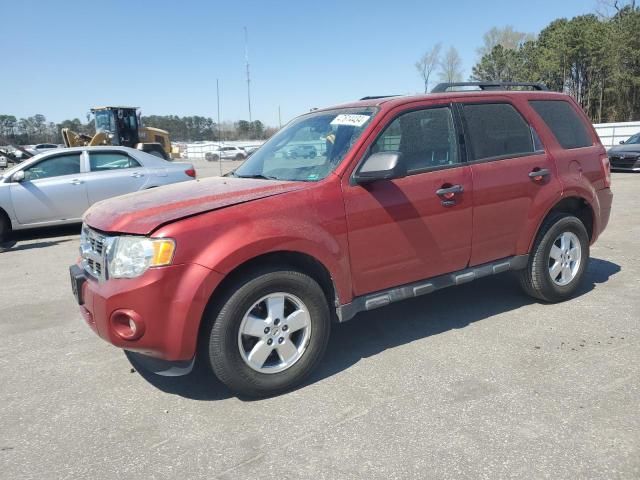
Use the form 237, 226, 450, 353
342, 104, 473, 296
10, 152, 89, 225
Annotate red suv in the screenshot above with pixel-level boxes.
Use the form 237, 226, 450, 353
70, 83, 613, 397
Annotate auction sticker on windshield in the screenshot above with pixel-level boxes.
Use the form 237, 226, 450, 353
330, 114, 370, 127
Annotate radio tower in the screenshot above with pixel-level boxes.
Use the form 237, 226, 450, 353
244, 26, 252, 123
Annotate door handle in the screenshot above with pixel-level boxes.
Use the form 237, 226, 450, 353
70, 179, 83, 185
528, 168, 550, 182
436, 184, 464, 198
436, 184, 463, 207
131, 172, 144, 178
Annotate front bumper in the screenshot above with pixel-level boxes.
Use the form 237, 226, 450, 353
609, 155, 640, 171
70, 262, 223, 361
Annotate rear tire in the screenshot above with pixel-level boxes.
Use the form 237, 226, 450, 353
203, 268, 331, 398
205, 153, 220, 162
518, 213, 589, 302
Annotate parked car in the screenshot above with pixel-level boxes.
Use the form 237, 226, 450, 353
244, 146, 261, 157
204, 146, 246, 162
0, 146, 195, 241
286, 144, 318, 159
607, 132, 640, 171
33, 143, 61, 153
70, 84, 612, 398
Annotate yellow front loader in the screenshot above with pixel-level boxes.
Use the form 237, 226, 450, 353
61, 106, 180, 160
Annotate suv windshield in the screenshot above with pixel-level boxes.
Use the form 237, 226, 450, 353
233, 107, 377, 182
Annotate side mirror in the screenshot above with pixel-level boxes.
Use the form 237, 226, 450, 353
619, 140, 625, 144
11, 171, 25, 183
354, 152, 405, 184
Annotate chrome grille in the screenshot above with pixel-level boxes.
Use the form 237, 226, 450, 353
80, 225, 110, 281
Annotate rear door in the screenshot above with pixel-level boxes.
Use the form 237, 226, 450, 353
342, 102, 473, 296
9, 152, 89, 224
458, 98, 561, 266
84, 150, 148, 205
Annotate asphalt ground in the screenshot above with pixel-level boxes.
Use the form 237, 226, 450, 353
0, 170, 638, 479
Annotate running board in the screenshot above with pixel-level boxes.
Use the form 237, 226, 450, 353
336, 255, 529, 323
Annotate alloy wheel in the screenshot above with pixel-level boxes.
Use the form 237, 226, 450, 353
237, 293, 311, 373
548, 231, 582, 286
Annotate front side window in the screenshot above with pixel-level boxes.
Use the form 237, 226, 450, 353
89, 153, 140, 171
23, 154, 81, 181
462, 103, 535, 161
371, 106, 459, 172
233, 107, 377, 182
529, 100, 592, 149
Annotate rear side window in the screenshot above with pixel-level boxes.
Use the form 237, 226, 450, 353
462, 103, 534, 161
90, 152, 140, 171
529, 100, 592, 149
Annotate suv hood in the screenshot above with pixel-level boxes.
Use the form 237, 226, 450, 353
84, 177, 307, 235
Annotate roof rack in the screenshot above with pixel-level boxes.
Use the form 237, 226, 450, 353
359, 95, 401, 100
431, 82, 548, 93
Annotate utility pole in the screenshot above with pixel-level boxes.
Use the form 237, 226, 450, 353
244, 26, 252, 123
278, 105, 282, 129
216, 79, 222, 176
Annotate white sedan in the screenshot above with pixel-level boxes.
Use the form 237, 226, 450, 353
0, 146, 196, 241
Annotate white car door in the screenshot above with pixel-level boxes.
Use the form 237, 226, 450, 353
83, 151, 149, 205
9, 152, 90, 225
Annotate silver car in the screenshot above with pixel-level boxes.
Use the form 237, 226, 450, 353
205, 146, 247, 162
0, 146, 195, 241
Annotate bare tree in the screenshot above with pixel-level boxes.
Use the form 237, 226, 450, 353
477, 26, 535, 58
415, 43, 442, 93
595, 0, 637, 18
438, 46, 464, 84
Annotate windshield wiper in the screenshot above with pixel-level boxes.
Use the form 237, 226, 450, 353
234, 174, 280, 180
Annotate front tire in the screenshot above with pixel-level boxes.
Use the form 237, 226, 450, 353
204, 268, 331, 397
518, 213, 589, 302
0, 213, 10, 244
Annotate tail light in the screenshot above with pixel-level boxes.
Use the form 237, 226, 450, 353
600, 154, 611, 188
185, 168, 196, 178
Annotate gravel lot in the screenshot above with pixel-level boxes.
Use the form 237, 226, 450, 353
0, 170, 638, 479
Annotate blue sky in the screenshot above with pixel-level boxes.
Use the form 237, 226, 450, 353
2, 0, 595, 126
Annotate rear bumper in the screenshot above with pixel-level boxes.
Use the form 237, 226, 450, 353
593, 187, 613, 243
74, 262, 224, 361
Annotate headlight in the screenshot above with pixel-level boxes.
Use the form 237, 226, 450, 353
107, 236, 175, 279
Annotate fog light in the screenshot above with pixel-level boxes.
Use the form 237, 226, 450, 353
110, 309, 145, 340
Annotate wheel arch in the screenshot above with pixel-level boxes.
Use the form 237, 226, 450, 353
210, 250, 338, 312
197, 250, 340, 349
528, 196, 595, 252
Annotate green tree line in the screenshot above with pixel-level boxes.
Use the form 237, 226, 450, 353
470, 6, 640, 122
